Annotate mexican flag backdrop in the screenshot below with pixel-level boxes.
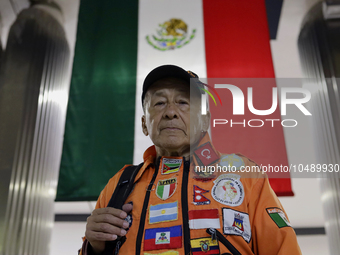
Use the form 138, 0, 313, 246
56, 0, 293, 201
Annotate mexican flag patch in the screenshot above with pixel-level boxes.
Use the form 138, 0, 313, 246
266, 207, 291, 228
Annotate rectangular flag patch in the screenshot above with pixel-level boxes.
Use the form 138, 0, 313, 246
156, 177, 177, 200
188, 209, 220, 229
194, 142, 219, 166
266, 207, 291, 228
149, 201, 178, 224
190, 237, 219, 254
222, 208, 251, 243
144, 251, 178, 255
161, 158, 182, 174
144, 225, 182, 251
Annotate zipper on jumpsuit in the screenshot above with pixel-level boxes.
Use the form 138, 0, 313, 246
135, 160, 160, 254
134, 158, 191, 255
182, 158, 190, 254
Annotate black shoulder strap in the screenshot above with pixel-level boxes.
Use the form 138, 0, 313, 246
104, 162, 144, 255
107, 162, 144, 209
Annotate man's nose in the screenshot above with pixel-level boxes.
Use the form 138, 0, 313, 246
163, 103, 178, 119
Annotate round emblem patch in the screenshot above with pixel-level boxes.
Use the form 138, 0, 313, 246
211, 174, 244, 207
219, 154, 245, 170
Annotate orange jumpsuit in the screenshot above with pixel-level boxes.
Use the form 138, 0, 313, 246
80, 133, 301, 255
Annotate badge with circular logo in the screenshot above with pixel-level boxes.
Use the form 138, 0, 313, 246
211, 174, 244, 207
219, 154, 245, 170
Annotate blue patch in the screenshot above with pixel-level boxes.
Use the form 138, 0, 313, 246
149, 201, 178, 224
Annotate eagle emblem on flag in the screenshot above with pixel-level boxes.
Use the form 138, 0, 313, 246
200, 240, 210, 252
190, 237, 220, 254
146, 18, 196, 51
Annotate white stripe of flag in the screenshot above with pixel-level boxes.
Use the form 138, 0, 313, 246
150, 206, 177, 218
133, 0, 207, 163
188, 209, 221, 229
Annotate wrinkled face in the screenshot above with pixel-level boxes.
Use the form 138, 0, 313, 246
142, 77, 209, 154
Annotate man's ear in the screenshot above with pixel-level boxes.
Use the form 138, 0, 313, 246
202, 111, 211, 132
141, 115, 149, 136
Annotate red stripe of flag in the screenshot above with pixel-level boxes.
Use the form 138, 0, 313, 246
189, 209, 219, 220
192, 251, 219, 255
169, 183, 175, 195
144, 236, 182, 251
203, 0, 293, 196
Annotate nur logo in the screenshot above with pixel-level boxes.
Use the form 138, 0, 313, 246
200, 83, 312, 117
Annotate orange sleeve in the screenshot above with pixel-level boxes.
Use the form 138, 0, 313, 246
78, 167, 127, 255
250, 177, 302, 255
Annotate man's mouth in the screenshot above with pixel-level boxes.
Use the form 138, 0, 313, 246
162, 127, 182, 131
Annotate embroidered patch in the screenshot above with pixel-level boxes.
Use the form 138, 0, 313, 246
156, 177, 177, 200
219, 154, 245, 170
144, 225, 182, 251
266, 207, 291, 228
194, 142, 220, 166
193, 165, 216, 181
189, 209, 220, 229
193, 185, 210, 205
149, 201, 178, 224
144, 251, 179, 255
161, 158, 182, 175
211, 174, 244, 207
222, 208, 251, 243
194, 177, 213, 182
190, 237, 220, 254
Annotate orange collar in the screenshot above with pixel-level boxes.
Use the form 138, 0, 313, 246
142, 132, 219, 165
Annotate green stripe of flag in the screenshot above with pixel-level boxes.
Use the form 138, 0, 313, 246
157, 185, 165, 198
165, 163, 181, 167
270, 213, 289, 228
56, 0, 139, 201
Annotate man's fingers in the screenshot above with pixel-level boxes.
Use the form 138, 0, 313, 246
122, 203, 133, 214
86, 230, 118, 242
91, 207, 127, 219
93, 214, 129, 229
88, 222, 127, 236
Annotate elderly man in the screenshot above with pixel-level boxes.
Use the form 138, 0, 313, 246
80, 65, 301, 255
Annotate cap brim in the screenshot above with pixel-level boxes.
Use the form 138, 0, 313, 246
142, 65, 203, 104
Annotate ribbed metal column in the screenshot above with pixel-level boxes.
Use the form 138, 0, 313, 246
0, 13, 3, 70
0, 2, 70, 255
298, 2, 340, 254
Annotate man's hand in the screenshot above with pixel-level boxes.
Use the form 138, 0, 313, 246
85, 203, 133, 254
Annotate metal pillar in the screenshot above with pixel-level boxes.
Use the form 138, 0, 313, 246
298, 2, 340, 254
0, 2, 70, 254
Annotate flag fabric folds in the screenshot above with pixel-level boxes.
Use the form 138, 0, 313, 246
56, 0, 293, 201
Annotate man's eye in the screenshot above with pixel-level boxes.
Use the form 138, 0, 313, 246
155, 102, 165, 106
179, 101, 188, 105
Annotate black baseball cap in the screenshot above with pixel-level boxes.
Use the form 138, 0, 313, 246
141, 64, 204, 105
